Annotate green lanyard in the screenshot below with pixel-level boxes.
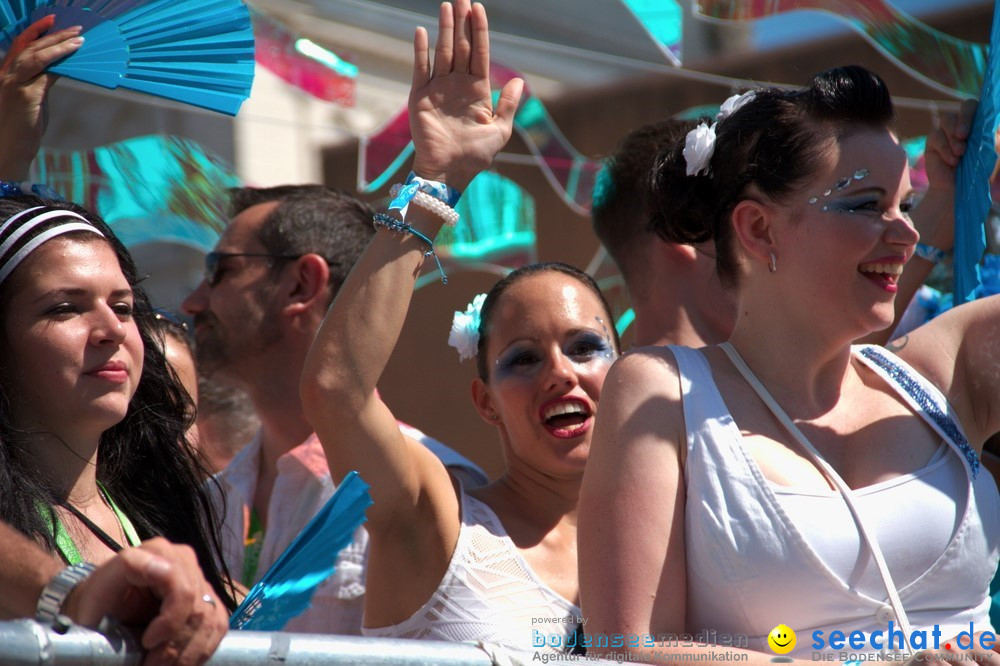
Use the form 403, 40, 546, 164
39, 484, 142, 565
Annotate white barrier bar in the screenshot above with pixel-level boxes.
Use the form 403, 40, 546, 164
0, 620, 635, 665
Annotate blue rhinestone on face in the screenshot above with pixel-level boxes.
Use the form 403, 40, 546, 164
860, 347, 980, 479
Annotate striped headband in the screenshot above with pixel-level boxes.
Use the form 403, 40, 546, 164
0, 206, 106, 286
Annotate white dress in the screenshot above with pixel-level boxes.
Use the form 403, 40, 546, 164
670, 344, 999, 658
362, 486, 581, 653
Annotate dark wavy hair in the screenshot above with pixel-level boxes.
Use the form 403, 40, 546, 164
475, 262, 622, 381
649, 65, 895, 287
0, 196, 236, 610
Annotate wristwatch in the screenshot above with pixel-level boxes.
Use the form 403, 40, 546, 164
36, 562, 97, 624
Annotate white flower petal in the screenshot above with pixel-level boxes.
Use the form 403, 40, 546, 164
683, 122, 717, 177
717, 90, 756, 122
447, 293, 488, 361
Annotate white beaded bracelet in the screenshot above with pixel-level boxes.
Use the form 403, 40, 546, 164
390, 184, 460, 226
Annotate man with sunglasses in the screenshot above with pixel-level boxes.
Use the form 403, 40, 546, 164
182, 185, 486, 635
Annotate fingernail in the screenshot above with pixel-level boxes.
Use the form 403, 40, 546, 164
68, 37, 84, 46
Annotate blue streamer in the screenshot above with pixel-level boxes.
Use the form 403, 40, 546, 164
953, 0, 999, 304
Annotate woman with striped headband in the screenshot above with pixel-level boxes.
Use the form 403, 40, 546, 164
0, 197, 236, 662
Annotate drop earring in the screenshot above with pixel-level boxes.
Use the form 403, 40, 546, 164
768, 253, 777, 273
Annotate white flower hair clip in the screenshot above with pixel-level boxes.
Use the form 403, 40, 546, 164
683, 90, 757, 177
448, 293, 487, 361
683, 122, 716, 177
716, 90, 756, 122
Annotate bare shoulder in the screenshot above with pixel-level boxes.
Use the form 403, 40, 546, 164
592, 345, 687, 461
604, 345, 683, 398
892, 294, 1000, 446
893, 294, 1000, 383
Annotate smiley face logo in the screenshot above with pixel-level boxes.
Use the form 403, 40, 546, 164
767, 624, 796, 655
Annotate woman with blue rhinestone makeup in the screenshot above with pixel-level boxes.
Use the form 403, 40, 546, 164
580, 66, 1000, 665
301, 0, 618, 654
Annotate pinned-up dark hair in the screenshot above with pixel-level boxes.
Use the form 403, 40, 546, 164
475, 262, 622, 381
649, 65, 895, 287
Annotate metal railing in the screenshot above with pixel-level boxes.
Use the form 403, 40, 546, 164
0, 619, 634, 665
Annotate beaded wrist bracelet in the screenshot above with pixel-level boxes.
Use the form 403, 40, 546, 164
373, 212, 448, 284
913, 242, 951, 265
390, 184, 460, 226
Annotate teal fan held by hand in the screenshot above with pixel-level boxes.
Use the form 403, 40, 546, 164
230, 471, 374, 631
0, 0, 254, 115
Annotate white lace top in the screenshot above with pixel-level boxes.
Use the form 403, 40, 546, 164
362, 487, 581, 652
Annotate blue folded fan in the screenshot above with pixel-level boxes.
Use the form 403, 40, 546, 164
0, 0, 255, 115
953, 0, 1000, 304
229, 471, 373, 631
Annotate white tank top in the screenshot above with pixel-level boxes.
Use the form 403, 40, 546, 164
362, 487, 580, 652
670, 344, 999, 658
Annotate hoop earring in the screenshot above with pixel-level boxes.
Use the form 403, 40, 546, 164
768, 253, 777, 273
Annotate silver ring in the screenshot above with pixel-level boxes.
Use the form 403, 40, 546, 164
201, 593, 217, 607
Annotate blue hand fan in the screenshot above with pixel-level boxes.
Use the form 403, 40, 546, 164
0, 0, 254, 115
953, 0, 999, 304
229, 471, 373, 631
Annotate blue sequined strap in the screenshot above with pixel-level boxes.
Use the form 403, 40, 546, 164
857, 346, 980, 479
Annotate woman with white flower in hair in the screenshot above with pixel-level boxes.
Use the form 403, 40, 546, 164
305, 256, 618, 651
579, 65, 1000, 664
301, 3, 619, 652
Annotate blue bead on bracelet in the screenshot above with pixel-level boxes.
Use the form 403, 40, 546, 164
0, 180, 62, 200
373, 213, 447, 284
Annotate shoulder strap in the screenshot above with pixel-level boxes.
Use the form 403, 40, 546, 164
37, 501, 84, 565
856, 345, 980, 479
98, 483, 141, 547
719, 342, 914, 653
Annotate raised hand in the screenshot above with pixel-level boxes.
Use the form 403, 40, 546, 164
924, 98, 976, 191
0, 16, 84, 180
408, 0, 523, 193
911, 98, 977, 253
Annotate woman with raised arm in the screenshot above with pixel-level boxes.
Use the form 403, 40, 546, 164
301, 0, 620, 653
579, 66, 1000, 665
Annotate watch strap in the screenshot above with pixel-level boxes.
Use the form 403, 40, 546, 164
37, 562, 97, 624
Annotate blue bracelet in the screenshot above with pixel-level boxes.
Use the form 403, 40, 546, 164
913, 242, 950, 264
0, 180, 62, 200
373, 213, 447, 284
404, 171, 461, 207
387, 171, 461, 214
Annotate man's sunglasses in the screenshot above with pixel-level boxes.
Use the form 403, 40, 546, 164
203, 252, 301, 287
